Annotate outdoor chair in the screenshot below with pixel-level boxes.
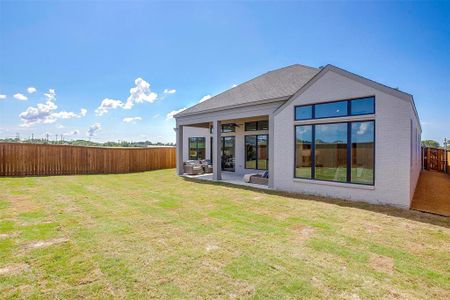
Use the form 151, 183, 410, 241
183, 161, 204, 175
200, 159, 213, 173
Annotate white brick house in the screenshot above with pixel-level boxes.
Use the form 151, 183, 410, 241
174, 64, 421, 208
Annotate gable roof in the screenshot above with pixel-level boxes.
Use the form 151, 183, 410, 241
274, 64, 420, 130
175, 64, 320, 118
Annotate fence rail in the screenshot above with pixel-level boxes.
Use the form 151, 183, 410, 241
0, 143, 176, 176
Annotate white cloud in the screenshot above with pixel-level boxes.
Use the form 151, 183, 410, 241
0, 94, 6, 99
152, 114, 160, 119
231, 84, 237, 88
56, 124, 65, 129
19, 89, 87, 127
95, 98, 123, 116
357, 122, 369, 135
124, 77, 158, 109
122, 116, 142, 123
199, 95, 211, 103
52, 110, 86, 119
87, 123, 101, 137
163, 88, 176, 94
166, 107, 187, 119
14, 93, 28, 101
27, 87, 37, 94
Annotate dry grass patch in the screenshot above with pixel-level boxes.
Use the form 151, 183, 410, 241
24, 237, 69, 250
0, 263, 30, 276
290, 224, 315, 242
370, 254, 394, 274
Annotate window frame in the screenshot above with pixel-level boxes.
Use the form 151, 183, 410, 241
245, 120, 269, 131
294, 96, 375, 121
294, 120, 375, 186
245, 134, 269, 170
221, 123, 236, 133
188, 137, 206, 160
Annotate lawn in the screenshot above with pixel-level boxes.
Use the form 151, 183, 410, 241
0, 169, 449, 299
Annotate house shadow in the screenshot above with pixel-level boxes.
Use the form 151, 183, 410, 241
182, 176, 450, 229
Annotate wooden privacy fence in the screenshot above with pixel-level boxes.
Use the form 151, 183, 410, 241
0, 143, 176, 176
422, 147, 449, 174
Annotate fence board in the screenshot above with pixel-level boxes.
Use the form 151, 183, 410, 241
422, 146, 449, 174
0, 143, 176, 176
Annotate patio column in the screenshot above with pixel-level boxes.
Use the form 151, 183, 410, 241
212, 120, 222, 180
176, 124, 184, 175
268, 114, 275, 188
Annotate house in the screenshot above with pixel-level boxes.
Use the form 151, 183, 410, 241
174, 64, 421, 208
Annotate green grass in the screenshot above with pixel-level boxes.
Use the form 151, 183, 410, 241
0, 169, 449, 299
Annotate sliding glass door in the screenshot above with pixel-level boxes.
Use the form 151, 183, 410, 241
221, 136, 235, 172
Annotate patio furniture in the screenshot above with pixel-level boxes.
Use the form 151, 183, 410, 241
203, 165, 213, 173
183, 161, 204, 175
243, 173, 257, 183
249, 171, 269, 185
199, 159, 213, 173
249, 174, 268, 185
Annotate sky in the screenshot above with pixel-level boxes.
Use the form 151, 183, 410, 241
1, 1, 449, 144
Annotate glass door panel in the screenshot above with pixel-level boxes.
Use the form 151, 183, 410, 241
221, 136, 235, 172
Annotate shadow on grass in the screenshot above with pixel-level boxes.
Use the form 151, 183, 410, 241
182, 177, 450, 229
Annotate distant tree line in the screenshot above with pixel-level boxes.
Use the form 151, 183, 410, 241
421, 139, 449, 149
0, 138, 175, 147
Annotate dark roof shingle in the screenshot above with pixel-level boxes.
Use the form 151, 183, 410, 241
176, 64, 319, 117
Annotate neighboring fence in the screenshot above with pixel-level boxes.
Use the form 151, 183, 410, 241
422, 147, 449, 174
0, 143, 176, 176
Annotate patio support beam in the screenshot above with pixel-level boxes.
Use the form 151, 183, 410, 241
176, 124, 184, 175
268, 114, 275, 188
212, 120, 222, 180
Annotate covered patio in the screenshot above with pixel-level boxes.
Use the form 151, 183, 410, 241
182, 172, 271, 190
175, 112, 275, 188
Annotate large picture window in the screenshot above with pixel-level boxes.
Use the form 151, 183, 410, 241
245, 134, 268, 170
188, 137, 206, 160
295, 121, 375, 185
295, 125, 312, 178
315, 123, 348, 182
351, 121, 375, 184
295, 96, 375, 120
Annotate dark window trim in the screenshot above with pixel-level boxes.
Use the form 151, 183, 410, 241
293, 120, 376, 186
221, 123, 236, 133
294, 96, 375, 121
245, 134, 269, 170
245, 120, 269, 131
188, 137, 206, 160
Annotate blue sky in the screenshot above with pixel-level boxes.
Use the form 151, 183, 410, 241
1, 1, 449, 143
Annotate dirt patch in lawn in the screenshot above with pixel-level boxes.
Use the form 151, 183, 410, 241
0, 263, 30, 276
9, 195, 37, 212
0, 233, 19, 239
290, 224, 315, 241
24, 237, 69, 249
370, 254, 394, 274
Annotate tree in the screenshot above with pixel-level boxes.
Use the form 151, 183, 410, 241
421, 140, 440, 148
